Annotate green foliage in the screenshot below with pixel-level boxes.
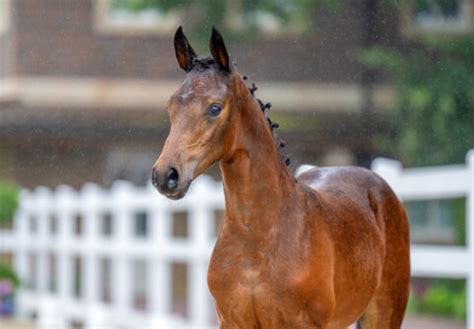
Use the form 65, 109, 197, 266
362, 38, 474, 166
111, 0, 321, 21
0, 182, 19, 225
412, 0, 458, 13
111, 0, 192, 13
406, 293, 420, 313
453, 198, 466, 245
0, 261, 20, 289
384, 0, 457, 11
421, 285, 465, 319
410, 279, 466, 320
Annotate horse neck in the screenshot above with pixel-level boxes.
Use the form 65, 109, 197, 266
219, 78, 297, 232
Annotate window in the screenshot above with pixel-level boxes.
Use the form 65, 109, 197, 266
94, 0, 181, 35
94, 0, 305, 37
226, 0, 306, 35
0, 0, 10, 36
402, 0, 472, 35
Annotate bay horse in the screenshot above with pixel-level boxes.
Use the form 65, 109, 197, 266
152, 26, 410, 329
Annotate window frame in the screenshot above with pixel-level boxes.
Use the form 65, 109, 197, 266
93, 0, 304, 38
401, 0, 473, 37
0, 0, 11, 36
93, 0, 182, 36
223, 0, 306, 38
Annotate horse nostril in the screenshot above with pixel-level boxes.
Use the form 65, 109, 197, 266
151, 167, 158, 187
166, 167, 179, 190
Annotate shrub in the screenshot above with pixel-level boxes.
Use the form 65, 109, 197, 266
0, 262, 19, 289
0, 182, 19, 226
410, 279, 466, 320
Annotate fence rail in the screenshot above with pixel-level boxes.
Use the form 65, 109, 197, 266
0, 150, 473, 328
372, 150, 474, 328
1, 176, 224, 329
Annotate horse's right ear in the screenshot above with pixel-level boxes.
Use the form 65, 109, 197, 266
209, 26, 230, 72
174, 26, 197, 72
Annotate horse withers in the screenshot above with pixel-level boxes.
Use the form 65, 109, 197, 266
152, 26, 410, 329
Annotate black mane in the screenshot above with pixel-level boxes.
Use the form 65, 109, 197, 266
243, 75, 290, 166
192, 57, 219, 71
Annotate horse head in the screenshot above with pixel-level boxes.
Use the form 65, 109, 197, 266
152, 27, 239, 199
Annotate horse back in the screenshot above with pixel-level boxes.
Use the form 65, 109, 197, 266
296, 166, 400, 227
296, 165, 409, 247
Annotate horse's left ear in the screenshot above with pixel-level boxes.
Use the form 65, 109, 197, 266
174, 26, 197, 72
209, 26, 230, 72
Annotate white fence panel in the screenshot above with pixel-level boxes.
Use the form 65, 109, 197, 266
0, 149, 473, 328
372, 149, 474, 329
0, 176, 224, 329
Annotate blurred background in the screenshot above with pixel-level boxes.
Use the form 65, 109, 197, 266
0, 0, 473, 328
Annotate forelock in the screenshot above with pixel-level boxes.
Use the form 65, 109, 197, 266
191, 56, 219, 72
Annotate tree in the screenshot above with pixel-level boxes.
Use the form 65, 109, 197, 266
363, 37, 474, 166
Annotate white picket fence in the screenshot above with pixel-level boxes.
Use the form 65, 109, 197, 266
0, 149, 473, 328
373, 150, 474, 328
0, 175, 224, 329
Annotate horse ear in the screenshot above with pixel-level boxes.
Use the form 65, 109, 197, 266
174, 26, 197, 72
209, 26, 230, 72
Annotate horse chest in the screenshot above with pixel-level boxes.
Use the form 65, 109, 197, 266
208, 260, 321, 328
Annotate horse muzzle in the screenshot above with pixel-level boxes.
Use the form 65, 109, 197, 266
152, 166, 190, 200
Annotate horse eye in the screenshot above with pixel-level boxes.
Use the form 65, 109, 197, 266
208, 103, 222, 117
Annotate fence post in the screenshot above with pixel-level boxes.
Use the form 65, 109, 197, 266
36, 188, 50, 296
371, 158, 402, 187
112, 181, 133, 315
56, 185, 75, 324
82, 184, 101, 327
13, 191, 30, 319
149, 187, 172, 318
37, 296, 67, 329
467, 150, 474, 329
188, 179, 213, 326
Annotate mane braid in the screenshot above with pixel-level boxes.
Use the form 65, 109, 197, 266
242, 74, 290, 166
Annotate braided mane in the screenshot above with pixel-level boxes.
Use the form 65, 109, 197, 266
242, 74, 290, 166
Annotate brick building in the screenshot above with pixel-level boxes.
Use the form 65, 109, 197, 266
0, 0, 469, 188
